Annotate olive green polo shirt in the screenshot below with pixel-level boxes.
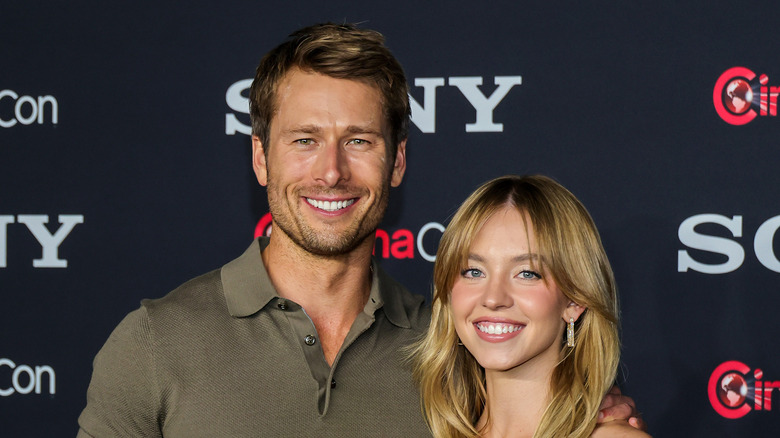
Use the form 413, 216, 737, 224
77, 238, 431, 437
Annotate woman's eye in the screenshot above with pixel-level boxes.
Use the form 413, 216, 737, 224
518, 270, 542, 280
461, 268, 484, 278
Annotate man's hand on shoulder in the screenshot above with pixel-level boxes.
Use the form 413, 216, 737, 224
597, 386, 647, 431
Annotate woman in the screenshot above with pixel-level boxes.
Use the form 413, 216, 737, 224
413, 175, 649, 437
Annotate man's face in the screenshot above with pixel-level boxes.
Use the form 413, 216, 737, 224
252, 69, 406, 256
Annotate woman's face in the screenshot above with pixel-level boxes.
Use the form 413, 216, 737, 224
450, 207, 574, 374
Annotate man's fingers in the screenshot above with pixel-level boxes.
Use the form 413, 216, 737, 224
599, 401, 634, 422
629, 416, 648, 431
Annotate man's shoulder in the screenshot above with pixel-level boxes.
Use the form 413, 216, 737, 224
141, 268, 225, 316
132, 268, 232, 340
79, 268, 237, 437
141, 239, 264, 316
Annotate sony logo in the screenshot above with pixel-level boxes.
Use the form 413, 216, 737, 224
678, 214, 780, 274
225, 75, 523, 135
0, 215, 83, 268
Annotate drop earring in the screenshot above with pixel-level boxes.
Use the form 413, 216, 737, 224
567, 317, 575, 347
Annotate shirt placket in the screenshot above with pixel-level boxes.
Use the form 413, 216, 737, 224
274, 297, 332, 413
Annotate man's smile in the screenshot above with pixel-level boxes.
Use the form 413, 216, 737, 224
305, 197, 357, 212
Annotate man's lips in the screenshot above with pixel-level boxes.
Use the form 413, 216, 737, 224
305, 197, 357, 212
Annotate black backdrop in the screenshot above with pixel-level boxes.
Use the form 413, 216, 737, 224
2, 2, 780, 436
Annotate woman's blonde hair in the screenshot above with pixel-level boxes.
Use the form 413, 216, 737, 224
412, 175, 620, 437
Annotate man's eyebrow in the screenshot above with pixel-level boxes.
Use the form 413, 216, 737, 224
345, 125, 383, 136
280, 125, 383, 136
282, 124, 322, 135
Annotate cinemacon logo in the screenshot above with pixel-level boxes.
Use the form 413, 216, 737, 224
226, 75, 523, 135
713, 67, 779, 125
0, 90, 58, 128
709, 361, 778, 419
0, 358, 55, 396
255, 213, 444, 262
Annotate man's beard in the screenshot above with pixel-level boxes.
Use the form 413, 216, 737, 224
267, 183, 389, 257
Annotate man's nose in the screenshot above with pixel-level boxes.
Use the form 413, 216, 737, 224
312, 143, 350, 187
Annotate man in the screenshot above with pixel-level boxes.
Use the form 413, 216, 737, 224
78, 23, 642, 437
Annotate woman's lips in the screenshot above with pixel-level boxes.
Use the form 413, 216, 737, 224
473, 320, 525, 342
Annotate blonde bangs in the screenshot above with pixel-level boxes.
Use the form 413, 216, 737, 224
415, 175, 621, 438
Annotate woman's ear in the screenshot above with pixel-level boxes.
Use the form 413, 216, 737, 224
563, 302, 586, 323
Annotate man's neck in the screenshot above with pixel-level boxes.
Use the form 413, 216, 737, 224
261, 231, 375, 365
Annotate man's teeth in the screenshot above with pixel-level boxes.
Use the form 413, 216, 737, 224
306, 198, 355, 212
477, 322, 522, 334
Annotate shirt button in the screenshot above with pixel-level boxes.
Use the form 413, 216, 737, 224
277, 301, 287, 310
304, 335, 316, 346
331, 379, 336, 389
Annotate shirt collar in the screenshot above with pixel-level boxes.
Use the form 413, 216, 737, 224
221, 237, 277, 317
221, 237, 412, 328
369, 258, 412, 328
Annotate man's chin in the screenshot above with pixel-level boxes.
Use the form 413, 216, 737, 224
298, 238, 362, 257
271, 215, 377, 257
296, 231, 376, 257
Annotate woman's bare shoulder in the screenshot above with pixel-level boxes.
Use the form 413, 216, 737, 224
591, 420, 652, 438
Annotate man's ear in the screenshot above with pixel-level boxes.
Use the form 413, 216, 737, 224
563, 301, 587, 323
252, 135, 268, 186
390, 139, 407, 187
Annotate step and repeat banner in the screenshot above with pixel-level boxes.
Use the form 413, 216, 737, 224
2, 2, 779, 436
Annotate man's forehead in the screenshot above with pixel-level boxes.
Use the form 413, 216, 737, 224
275, 68, 382, 101
271, 69, 388, 134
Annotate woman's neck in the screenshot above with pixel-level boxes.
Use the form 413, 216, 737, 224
477, 367, 553, 438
